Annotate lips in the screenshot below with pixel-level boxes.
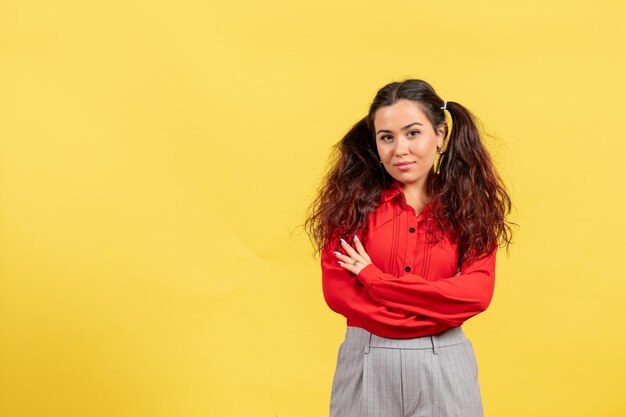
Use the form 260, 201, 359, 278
394, 161, 415, 171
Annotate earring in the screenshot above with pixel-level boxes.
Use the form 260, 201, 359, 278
436, 147, 444, 155
379, 160, 384, 164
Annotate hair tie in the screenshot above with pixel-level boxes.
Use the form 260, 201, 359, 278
440, 100, 447, 110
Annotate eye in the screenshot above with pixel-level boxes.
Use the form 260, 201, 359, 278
379, 135, 393, 142
408, 130, 421, 137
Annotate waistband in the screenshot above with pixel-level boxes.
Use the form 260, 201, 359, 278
342, 325, 468, 355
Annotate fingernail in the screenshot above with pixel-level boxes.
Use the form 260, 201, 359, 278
353, 235, 359, 241
340, 238, 346, 245
334, 251, 340, 256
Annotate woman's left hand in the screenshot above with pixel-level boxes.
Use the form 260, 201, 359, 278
334, 235, 372, 275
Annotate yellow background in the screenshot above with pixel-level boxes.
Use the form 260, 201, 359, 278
1, 1, 625, 416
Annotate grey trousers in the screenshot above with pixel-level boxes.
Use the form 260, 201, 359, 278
329, 326, 484, 417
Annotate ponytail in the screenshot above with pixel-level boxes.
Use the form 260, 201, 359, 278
303, 117, 393, 257
435, 100, 514, 267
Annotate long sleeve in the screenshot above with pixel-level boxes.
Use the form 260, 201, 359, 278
321, 238, 452, 338
355, 245, 498, 328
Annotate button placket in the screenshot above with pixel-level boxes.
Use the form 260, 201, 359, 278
403, 208, 418, 275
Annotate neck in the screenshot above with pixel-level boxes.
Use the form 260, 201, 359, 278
399, 181, 432, 215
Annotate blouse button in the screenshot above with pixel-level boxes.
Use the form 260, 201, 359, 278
409, 227, 415, 233
405, 266, 411, 272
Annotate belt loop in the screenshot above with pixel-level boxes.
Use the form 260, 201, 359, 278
431, 334, 439, 355
363, 332, 372, 354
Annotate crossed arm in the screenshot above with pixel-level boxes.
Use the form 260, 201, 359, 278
326, 234, 497, 328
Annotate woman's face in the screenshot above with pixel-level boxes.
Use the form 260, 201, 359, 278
373, 99, 446, 190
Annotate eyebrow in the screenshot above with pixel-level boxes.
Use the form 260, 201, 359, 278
376, 122, 423, 135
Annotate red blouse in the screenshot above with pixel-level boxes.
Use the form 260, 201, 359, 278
320, 179, 497, 338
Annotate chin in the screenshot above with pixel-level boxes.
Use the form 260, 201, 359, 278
396, 172, 419, 180
397, 174, 424, 183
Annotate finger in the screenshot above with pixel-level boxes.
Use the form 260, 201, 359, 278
335, 251, 362, 269
337, 260, 357, 274
340, 238, 362, 260
333, 251, 352, 263
352, 235, 371, 262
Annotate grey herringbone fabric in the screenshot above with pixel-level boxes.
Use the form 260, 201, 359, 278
329, 326, 483, 417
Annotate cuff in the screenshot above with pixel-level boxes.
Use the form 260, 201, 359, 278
357, 263, 384, 289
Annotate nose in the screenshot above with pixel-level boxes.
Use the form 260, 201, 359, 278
394, 137, 409, 156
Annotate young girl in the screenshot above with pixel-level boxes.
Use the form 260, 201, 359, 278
305, 79, 514, 417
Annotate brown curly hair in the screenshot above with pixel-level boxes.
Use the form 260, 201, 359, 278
303, 79, 515, 268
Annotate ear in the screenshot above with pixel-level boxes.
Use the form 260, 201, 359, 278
436, 123, 447, 148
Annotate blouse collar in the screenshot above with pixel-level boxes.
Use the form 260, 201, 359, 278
380, 178, 439, 214
381, 178, 404, 202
